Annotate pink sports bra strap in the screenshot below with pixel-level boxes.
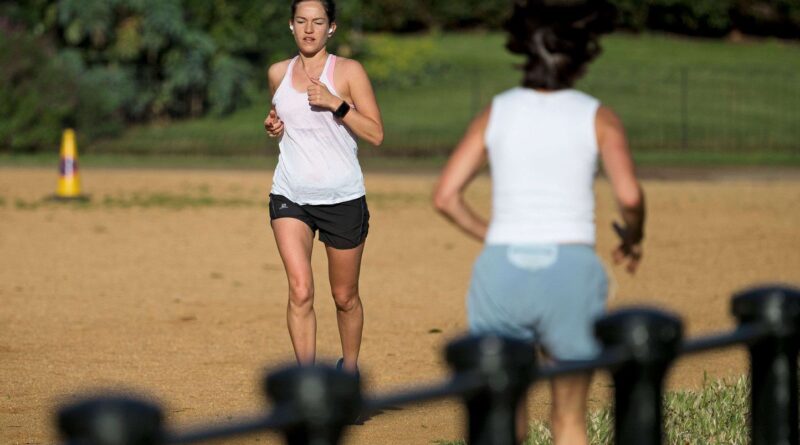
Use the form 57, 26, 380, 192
325, 55, 336, 87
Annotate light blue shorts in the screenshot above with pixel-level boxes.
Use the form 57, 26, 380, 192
467, 244, 608, 361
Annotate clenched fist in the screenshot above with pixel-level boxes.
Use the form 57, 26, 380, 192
307, 77, 340, 111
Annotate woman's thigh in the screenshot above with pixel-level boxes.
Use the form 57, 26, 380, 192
271, 218, 315, 288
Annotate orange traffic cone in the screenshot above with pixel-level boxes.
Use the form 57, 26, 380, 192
53, 129, 89, 201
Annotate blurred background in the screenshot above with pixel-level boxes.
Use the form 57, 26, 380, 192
1, 0, 799, 164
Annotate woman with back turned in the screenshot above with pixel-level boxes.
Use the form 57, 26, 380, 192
433, 1, 645, 443
264, 0, 383, 375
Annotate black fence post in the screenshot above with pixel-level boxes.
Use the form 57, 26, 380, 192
731, 284, 800, 445
595, 308, 683, 445
57, 396, 164, 445
264, 365, 361, 445
445, 335, 535, 445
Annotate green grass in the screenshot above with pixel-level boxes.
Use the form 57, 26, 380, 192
41, 32, 800, 163
436, 376, 749, 445
8, 191, 264, 211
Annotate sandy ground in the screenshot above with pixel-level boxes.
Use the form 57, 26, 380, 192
1, 166, 799, 444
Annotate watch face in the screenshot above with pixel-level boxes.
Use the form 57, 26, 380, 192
335, 102, 350, 118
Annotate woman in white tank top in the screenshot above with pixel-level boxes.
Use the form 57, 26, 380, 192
434, 1, 645, 444
263, 0, 383, 375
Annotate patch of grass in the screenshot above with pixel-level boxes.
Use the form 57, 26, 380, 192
0, 196, 6, 207
8, 191, 263, 211
99, 192, 257, 209
0, 153, 453, 171
0, 154, 278, 170
633, 150, 800, 166
436, 376, 749, 445
13, 197, 92, 210
14, 198, 42, 210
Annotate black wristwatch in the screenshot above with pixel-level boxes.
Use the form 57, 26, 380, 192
333, 101, 351, 119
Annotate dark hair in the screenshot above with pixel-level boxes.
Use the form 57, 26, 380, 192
505, 0, 616, 90
291, 0, 336, 24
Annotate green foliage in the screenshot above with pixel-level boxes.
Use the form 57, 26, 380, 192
429, 0, 511, 29
359, 0, 431, 32
0, 1, 302, 151
736, 0, 800, 38
358, 0, 800, 36
0, 32, 71, 153
361, 34, 447, 88
1, 1, 798, 153
647, 0, 734, 36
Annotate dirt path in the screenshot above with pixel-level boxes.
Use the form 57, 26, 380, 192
1, 167, 798, 444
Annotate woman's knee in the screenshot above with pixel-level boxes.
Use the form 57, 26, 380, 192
288, 281, 314, 308
331, 286, 359, 311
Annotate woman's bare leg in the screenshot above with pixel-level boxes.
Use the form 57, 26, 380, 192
550, 373, 592, 445
272, 218, 316, 365
326, 242, 365, 372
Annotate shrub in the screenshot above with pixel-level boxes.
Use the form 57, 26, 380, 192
361, 34, 447, 88
0, 32, 70, 153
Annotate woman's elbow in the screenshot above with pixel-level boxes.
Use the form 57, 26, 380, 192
369, 129, 384, 147
432, 191, 454, 215
618, 186, 644, 211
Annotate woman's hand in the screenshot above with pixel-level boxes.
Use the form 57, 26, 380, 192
264, 110, 284, 138
611, 222, 643, 274
307, 77, 341, 111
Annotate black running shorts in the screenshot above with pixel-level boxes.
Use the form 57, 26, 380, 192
269, 194, 370, 250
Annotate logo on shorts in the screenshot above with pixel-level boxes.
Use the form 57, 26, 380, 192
279, 203, 288, 210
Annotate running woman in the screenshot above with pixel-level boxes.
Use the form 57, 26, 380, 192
263, 0, 383, 374
433, 1, 645, 443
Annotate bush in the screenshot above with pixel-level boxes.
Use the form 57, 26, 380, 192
647, 0, 735, 36
361, 34, 447, 88
734, 0, 800, 38
0, 32, 73, 153
0, 27, 138, 153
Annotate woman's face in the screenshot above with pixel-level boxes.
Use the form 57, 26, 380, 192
291, 1, 335, 54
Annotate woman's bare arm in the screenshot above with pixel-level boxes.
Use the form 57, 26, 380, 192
597, 105, 645, 273
432, 107, 491, 241
306, 59, 383, 146
264, 62, 288, 137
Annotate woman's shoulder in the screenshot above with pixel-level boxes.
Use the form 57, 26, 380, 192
268, 59, 293, 79
332, 56, 368, 77
267, 58, 295, 92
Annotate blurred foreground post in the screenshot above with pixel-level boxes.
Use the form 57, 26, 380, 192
264, 365, 362, 445
732, 285, 800, 445
595, 309, 683, 445
57, 396, 164, 445
446, 336, 535, 445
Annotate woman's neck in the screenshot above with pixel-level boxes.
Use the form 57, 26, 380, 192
299, 48, 328, 65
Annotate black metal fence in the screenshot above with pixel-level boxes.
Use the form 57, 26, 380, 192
56, 284, 800, 445
369, 66, 800, 158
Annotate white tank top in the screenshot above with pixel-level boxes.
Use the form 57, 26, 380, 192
484, 87, 601, 245
271, 55, 365, 205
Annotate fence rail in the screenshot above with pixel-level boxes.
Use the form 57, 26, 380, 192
56, 284, 800, 445
370, 66, 800, 157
